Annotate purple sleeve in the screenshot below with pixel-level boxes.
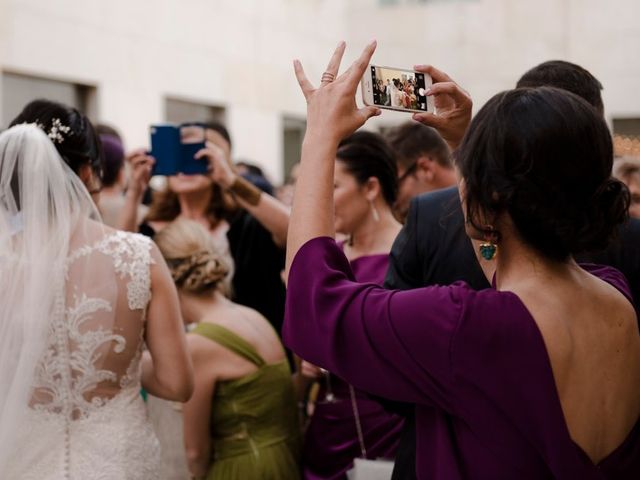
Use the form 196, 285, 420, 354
580, 263, 634, 303
283, 237, 464, 410
580, 263, 639, 322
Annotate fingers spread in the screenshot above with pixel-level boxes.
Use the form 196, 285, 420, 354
345, 40, 377, 90
294, 59, 315, 99
322, 41, 346, 84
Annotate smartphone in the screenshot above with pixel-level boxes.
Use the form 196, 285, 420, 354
361, 65, 434, 114
150, 123, 208, 176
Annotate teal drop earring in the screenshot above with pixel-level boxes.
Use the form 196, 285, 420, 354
479, 226, 499, 261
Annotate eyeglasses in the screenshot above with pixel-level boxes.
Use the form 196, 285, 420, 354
397, 162, 418, 184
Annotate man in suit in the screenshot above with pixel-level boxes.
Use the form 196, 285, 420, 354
384, 60, 640, 480
386, 122, 457, 222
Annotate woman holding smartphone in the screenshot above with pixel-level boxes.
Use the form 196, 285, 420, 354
282, 41, 640, 479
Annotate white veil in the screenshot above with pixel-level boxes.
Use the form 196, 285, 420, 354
0, 124, 100, 472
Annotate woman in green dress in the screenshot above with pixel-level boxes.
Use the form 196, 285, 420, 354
155, 219, 300, 480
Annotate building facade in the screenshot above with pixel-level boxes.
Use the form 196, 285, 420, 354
1, 0, 639, 182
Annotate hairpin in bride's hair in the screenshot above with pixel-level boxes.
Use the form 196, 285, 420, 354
34, 118, 72, 144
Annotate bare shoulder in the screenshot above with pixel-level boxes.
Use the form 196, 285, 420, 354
204, 304, 285, 363
148, 220, 169, 233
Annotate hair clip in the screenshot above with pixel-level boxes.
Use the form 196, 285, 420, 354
46, 118, 72, 144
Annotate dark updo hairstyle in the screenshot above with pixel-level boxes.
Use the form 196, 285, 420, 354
456, 87, 629, 262
336, 131, 398, 207
10, 99, 103, 182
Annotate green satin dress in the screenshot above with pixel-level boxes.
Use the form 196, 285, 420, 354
191, 323, 301, 480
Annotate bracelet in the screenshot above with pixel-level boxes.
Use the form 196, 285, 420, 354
228, 176, 262, 206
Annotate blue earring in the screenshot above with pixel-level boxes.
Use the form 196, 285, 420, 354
479, 226, 498, 261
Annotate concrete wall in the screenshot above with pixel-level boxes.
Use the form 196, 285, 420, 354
1, 0, 639, 181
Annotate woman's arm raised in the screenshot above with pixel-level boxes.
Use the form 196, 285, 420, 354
285, 40, 380, 280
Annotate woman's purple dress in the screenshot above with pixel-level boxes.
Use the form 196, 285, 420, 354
302, 253, 403, 480
284, 237, 640, 480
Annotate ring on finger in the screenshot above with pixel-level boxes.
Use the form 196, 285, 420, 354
321, 72, 335, 83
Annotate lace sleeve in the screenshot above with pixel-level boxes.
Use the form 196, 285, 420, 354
121, 233, 154, 311
97, 232, 155, 311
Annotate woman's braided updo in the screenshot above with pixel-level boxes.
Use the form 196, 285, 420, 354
154, 218, 233, 296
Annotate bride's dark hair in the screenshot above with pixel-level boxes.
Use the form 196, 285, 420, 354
10, 99, 103, 182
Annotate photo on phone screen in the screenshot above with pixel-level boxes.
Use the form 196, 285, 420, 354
370, 66, 428, 112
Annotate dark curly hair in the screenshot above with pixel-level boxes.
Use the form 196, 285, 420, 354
337, 131, 398, 207
456, 87, 629, 262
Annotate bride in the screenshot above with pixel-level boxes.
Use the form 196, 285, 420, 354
0, 100, 194, 479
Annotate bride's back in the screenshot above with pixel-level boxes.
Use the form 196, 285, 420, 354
30, 221, 154, 416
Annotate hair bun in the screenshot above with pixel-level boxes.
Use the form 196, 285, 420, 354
571, 178, 630, 253
170, 251, 229, 293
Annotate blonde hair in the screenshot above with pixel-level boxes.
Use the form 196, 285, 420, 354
154, 218, 233, 296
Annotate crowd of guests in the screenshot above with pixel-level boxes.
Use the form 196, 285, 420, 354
0, 42, 639, 480
375, 76, 420, 109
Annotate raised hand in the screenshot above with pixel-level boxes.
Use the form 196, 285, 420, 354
195, 141, 237, 189
294, 40, 381, 144
412, 65, 472, 150
125, 149, 155, 197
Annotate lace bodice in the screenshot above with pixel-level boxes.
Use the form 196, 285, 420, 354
31, 231, 154, 419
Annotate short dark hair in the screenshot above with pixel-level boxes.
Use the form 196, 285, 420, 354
10, 99, 103, 180
337, 131, 398, 207
456, 87, 628, 262
517, 60, 604, 113
386, 122, 450, 171
203, 121, 232, 150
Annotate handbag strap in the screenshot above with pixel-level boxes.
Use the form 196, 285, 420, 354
349, 384, 367, 458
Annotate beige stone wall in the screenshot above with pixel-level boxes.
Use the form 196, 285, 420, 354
1, 0, 639, 181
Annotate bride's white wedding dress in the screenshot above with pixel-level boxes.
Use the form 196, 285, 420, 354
5, 230, 161, 480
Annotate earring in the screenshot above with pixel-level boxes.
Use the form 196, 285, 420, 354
370, 200, 380, 222
478, 226, 499, 260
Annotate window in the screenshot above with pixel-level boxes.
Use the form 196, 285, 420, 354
1, 71, 96, 128
165, 97, 226, 124
282, 116, 306, 182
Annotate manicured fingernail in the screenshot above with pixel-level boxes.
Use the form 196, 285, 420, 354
369, 39, 377, 46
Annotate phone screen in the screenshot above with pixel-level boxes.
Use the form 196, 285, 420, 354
370, 66, 428, 111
